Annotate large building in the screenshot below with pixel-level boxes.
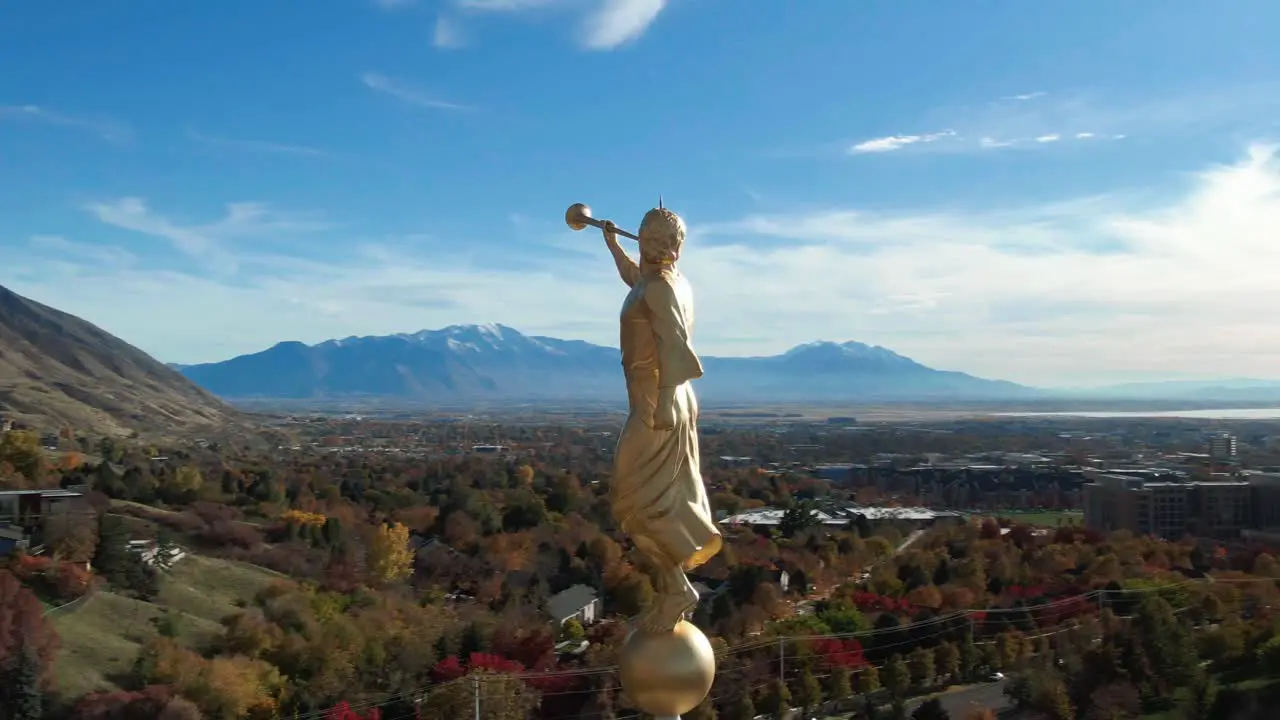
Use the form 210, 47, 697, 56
1083, 472, 1254, 538
1209, 433, 1239, 460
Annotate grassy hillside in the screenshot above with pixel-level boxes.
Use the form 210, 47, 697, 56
50, 554, 284, 705
0, 283, 236, 436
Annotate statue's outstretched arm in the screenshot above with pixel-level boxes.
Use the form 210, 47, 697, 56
601, 221, 640, 287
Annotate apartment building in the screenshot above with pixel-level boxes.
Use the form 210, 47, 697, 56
1247, 473, 1280, 529
1083, 472, 1252, 539
1209, 433, 1239, 460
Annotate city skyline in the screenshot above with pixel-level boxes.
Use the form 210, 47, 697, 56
4, 1, 1280, 386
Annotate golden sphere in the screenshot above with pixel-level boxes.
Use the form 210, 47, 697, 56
565, 203, 593, 231
617, 620, 716, 717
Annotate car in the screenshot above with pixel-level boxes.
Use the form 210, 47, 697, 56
987, 671, 1005, 682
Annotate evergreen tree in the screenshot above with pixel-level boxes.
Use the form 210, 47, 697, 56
759, 678, 791, 717
727, 692, 755, 720
4, 635, 43, 720
1183, 671, 1219, 720
885, 654, 912, 698
828, 664, 853, 701
1132, 596, 1197, 689
860, 663, 882, 693
796, 667, 823, 713
322, 517, 344, 549
93, 513, 130, 578
153, 529, 180, 572
911, 697, 950, 720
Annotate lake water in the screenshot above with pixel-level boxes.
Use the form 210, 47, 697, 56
998, 408, 1280, 420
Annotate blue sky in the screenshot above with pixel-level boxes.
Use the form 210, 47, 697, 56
4, 0, 1280, 387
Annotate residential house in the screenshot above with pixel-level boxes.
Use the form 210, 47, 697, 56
0, 525, 29, 557
0, 489, 87, 530
546, 584, 602, 628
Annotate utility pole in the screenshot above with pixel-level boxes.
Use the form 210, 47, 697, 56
473, 674, 480, 720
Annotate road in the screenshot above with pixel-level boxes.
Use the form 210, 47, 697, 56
906, 679, 1010, 718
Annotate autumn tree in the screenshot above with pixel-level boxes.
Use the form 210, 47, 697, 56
70, 687, 174, 720
420, 671, 539, 720
0, 430, 43, 484
46, 506, 99, 563
161, 466, 204, 503
159, 696, 204, 720
560, 618, 586, 643
367, 521, 414, 585
0, 571, 59, 686
326, 701, 382, 720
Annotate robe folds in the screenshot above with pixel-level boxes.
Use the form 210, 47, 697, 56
611, 269, 723, 571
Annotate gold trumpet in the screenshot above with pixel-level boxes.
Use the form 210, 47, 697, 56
565, 203, 639, 241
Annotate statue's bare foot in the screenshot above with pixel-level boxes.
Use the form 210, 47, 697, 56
636, 582, 699, 634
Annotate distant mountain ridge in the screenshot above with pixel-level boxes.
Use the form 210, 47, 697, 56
1070, 378, 1280, 403
179, 324, 1037, 403
0, 284, 235, 435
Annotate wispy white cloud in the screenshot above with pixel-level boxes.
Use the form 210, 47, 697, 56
27, 235, 137, 269
0, 104, 132, 143
187, 129, 328, 157
851, 126, 1116, 156
457, 0, 556, 9
433, 15, 466, 48
452, 0, 667, 50
9, 144, 1279, 386
83, 197, 331, 275
846, 85, 1280, 158
361, 72, 471, 111
849, 129, 956, 154
580, 0, 668, 50
1001, 91, 1047, 101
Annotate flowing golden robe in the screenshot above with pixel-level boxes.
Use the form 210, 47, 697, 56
611, 267, 723, 572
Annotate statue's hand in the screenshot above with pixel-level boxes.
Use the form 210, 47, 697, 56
601, 219, 619, 246
652, 389, 677, 431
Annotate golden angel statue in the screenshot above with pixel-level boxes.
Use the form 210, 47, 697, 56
599, 206, 724, 635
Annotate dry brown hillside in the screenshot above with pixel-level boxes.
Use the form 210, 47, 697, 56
0, 284, 236, 437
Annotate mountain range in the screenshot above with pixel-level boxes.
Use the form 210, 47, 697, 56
4, 280, 1277, 433
0, 284, 234, 436
178, 324, 1036, 403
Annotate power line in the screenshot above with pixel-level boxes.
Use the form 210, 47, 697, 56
287, 573, 1273, 718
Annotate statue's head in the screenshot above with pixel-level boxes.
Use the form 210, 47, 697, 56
638, 207, 686, 266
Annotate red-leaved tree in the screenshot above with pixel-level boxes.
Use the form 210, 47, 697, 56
325, 701, 382, 720
0, 569, 60, 685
